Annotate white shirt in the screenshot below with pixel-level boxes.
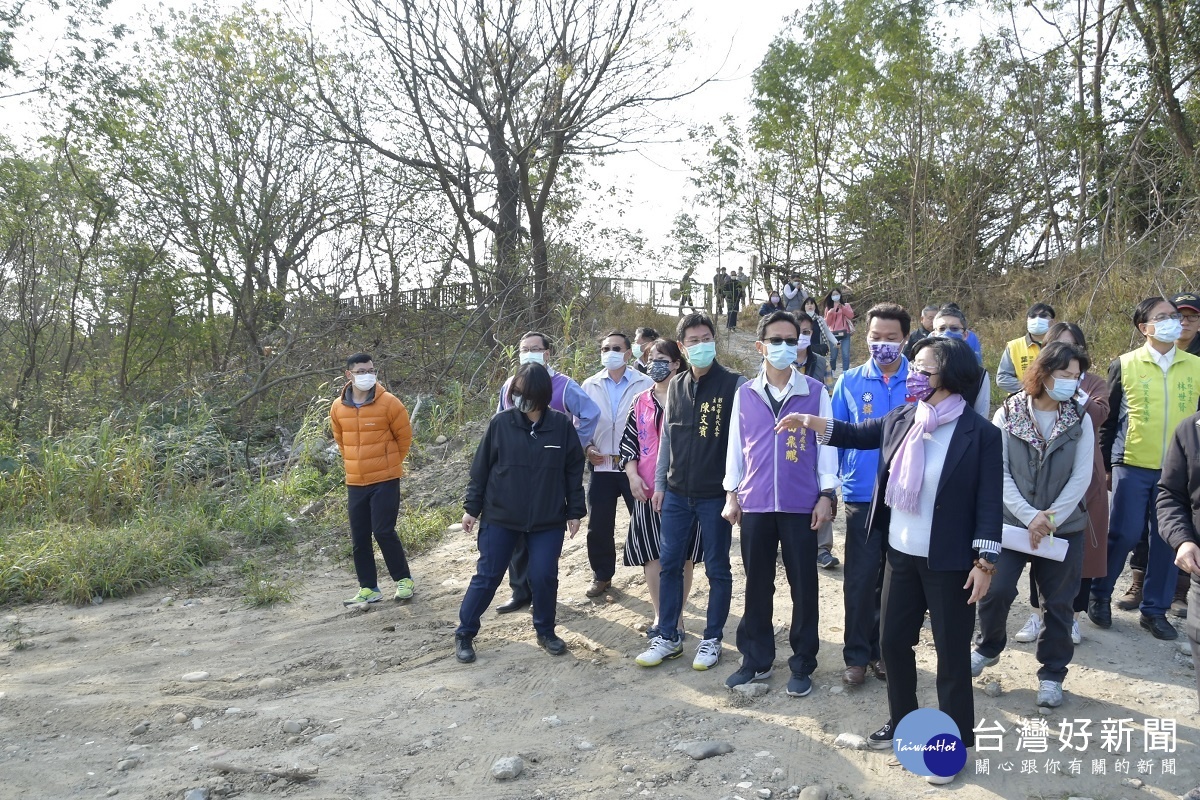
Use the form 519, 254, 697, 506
888, 419, 958, 558
1148, 343, 1177, 373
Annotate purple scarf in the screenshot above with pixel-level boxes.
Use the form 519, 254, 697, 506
885, 394, 967, 513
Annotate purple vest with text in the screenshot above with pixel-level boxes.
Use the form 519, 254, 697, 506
735, 379, 823, 514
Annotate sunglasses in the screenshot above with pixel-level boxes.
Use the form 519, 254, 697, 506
763, 337, 800, 346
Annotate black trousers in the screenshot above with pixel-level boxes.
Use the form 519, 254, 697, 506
507, 535, 532, 602
977, 532, 1085, 682
1188, 581, 1200, 711
586, 470, 635, 582
880, 549, 977, 748
842, 502, 886, 667
347, 479, 411, 589
736, 512, 819, 676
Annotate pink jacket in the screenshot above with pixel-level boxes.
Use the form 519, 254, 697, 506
824, 303, 855, 333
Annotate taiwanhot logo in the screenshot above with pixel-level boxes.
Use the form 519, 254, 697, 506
892, 709, 967, 778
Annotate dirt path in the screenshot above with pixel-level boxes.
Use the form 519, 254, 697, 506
1, 329, 1197, 800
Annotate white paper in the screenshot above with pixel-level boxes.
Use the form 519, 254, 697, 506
1002, 524, 1069, 562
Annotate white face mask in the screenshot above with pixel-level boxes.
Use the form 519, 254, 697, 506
797, 334, 812, 350
1027, 316, 1050, 336
519, 351, 545, 366
1151, 318, 1183, 344
601, 350, 626, 371
352, 373, 376, 391
831, 293, 841, 302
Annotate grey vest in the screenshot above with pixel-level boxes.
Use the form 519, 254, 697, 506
1002, 403, 1087, 534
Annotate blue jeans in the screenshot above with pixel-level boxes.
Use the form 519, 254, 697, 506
1093, 465, 1180, 616
834, 331, 852, 372
458, 524, 564, 638
657, 491, 733, 641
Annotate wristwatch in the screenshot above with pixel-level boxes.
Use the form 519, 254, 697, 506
977, 550, 999, 565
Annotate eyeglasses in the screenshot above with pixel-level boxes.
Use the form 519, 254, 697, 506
1182, 314, 1200, 323
914, 367, 940, 377
349, 368, 376, 375
1151, 313, 1183, 322
763, 337, 800, 346
934, 326, 963, 334
600, 346, 625, 353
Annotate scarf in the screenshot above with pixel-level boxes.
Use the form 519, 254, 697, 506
1000, 391, 1080, 455
885, 394, 967, 514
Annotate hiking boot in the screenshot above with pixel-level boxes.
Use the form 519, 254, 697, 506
1087, 595, 1112, 628
970, 650, 999, 677
343, 587, 382, 606
693, 637, 722, 670
393, 578, 414, 601
1117, 568, 1144, 611
636, 635, 683, 667
1037, 679, 1063, 713
1013, 612, 1041, 643
454, 633, 476, 663
585, 579, 612, 598
725, 664, 773, 689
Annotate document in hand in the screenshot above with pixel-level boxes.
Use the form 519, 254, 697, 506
1001, 524, 1069, 561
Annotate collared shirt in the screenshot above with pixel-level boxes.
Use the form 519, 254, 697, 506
1149, 342, 1177, 373
602, 369, 631, 419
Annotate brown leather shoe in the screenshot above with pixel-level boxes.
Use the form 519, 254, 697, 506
868, 659, 887, 682
842, 665, 866, 686
585, 579, 612, 598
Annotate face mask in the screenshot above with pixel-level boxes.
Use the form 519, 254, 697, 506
906, 369, 936, 402
1151, 318, 1183, 343
797, 334, 812, 350
770, 295, 780, 304
764, 342, 797, 370
648, 360, 673, 383
831, 294, 841, 302
1045, 377, 1078, 402
602, 351, 626, 371
631, 343, 643, 359
686, 341, 716, 369
1027, 316, 1050, 336
519, 351, 545, 366
869, 342, 902, 366
511, 393, 538, 413
352, 373, 376, 391
805, 308, 817, 318
937, 329, 965, 341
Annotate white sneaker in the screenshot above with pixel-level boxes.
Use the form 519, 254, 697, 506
970, 650, 999, 677
1037, 679, 1063, 712
1071, 619, 1082, 645
636, 636, 683, 667
693, 637, 722, 670
1013, 612, 1041, 643
926, 773, 956, 785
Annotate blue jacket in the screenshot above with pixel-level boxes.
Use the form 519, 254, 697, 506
830, 357, 912, 502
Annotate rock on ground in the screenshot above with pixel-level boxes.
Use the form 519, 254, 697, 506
492, 756, 523, 780
675, 740, 735, 760
832, 733, 867, 750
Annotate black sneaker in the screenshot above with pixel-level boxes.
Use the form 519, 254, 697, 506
868, 720, 895, 750
725, 664, 773, 688
455, 633, 476, 664
1087, 595, 1112, 629
817, 551, 840, 569
785, 672, 812, 697
1139, 613, 1179, 640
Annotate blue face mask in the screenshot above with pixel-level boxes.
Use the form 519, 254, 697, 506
686, 341, 716, 369
938, 329, 965, 341
1045, 377, 1078, 403
764, 342, 797, 370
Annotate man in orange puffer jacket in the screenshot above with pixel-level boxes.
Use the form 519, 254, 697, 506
330, 352, 415, 605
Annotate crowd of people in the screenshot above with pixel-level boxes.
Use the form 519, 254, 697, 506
328, 287, 1200, 791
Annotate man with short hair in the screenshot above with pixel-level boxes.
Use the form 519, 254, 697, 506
1172, 293, 1200, 356
996, 303, 1056, 394
829, 303, 912, 685
930, 305, 992, 417
637, 312, 747, 671
723, 271, 741, 330
901, 305, 937, 360
632, 326, 659, 374
494, 331, 600, 614
722, 310, 839, 697
330, 353, 416, 606
581, 332, 653, 597
713, 268, 728, 318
